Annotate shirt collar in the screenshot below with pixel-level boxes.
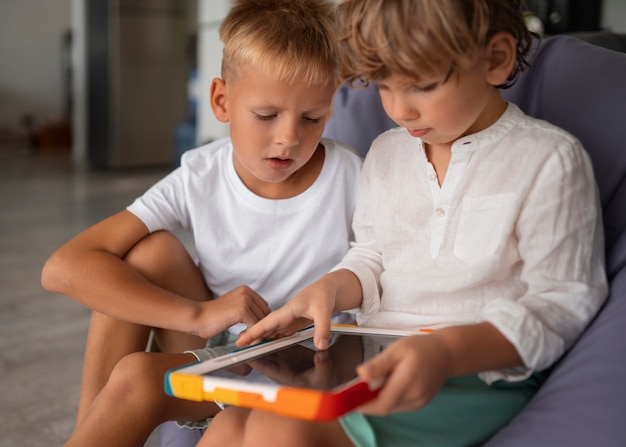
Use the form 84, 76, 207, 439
451, 102, 523, 152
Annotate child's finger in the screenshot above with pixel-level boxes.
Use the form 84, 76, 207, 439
236, 311, 286, 346
354, 350, 401, 415
312, 312, 332, 351
356, 350, 392, 383
249, 297, 271, 320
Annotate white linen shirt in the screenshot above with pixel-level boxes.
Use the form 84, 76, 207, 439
335, 103, 608, 382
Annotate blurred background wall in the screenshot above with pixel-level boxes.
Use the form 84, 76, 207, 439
0, 0, 73, 153
0, 0, 199, 169
0, 0, 625, 170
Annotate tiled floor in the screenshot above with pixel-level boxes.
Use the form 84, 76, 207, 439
0, 147, 170, 446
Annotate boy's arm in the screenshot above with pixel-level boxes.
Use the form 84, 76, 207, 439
236, 268, 363, 349
479, 141, 607, 379
356, 322, 523, 415
41, 210, 269, 337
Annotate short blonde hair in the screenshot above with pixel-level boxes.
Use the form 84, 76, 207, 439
219, 0, 340, 87
337, 0, 535, 87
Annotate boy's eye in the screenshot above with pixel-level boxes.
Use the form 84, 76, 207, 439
411, 82, 439, 93
375, 81, 437, 93
255, 113, 276, 121
302, 116, 321, 124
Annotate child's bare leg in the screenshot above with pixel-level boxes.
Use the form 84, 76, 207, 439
201, 407, 354, 447
76, 231, 211, 424
197, 407, 250, 447
77, 312, 152, 424
66, 351, 219, 447
124, 231, 211, 354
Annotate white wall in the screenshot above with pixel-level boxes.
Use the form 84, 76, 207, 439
602, 0, 626, 33
0, 0, 72, 128
71, 0, 86, 166
197, 1, 230, 144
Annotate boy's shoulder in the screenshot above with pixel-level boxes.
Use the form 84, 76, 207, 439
366, 126, 413, 156
181, 137, 232, 165
505, 103, 583, 154
178, 137, 234, 178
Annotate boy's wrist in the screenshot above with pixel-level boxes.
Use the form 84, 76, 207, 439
324, 269, 362, 312
174, 299, 204, 336
432, 323, 523, 377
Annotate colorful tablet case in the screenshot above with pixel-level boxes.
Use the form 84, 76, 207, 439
165, 326, 420, 421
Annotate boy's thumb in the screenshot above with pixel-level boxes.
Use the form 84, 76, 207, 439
357, 350, 391, 384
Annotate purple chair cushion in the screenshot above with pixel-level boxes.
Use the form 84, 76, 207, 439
158, 421, 204, 447
323, 82, 397, 158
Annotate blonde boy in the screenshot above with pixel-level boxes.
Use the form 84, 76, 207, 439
41, 1, 361, 445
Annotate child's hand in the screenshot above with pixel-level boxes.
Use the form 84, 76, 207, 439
235, 282, 334, 348
356, 334, 454, 415
237, 269, 361, 349
194, 285, 271, 339
356, 323, 524, 415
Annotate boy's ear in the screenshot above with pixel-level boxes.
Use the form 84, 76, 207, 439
210, 77, 230, 123
484, 32, 517, 86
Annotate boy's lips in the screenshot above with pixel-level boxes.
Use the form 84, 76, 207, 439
407, 128, 431, 138
265, 157, 294, 170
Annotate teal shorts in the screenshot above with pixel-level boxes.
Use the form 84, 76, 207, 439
340, 373, 546, 447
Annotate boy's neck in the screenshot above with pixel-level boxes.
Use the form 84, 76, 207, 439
468, 96, 508, 137
425, 96, 508, 186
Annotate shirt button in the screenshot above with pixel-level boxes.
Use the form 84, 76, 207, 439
435, 207, 445, 217
429, 173, 437, 182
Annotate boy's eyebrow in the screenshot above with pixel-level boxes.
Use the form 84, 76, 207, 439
417, 67, 455, 85
250, 103, 331, 115
305, 104, 332, 114
377, 66, 454, 88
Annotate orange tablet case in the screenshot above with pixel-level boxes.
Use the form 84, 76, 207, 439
165, 326, 419, 421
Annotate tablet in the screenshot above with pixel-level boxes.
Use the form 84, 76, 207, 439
165, 326, 422, 421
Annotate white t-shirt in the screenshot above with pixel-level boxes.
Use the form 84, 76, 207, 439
335, 103, 608, 382
128, 137, 362, 332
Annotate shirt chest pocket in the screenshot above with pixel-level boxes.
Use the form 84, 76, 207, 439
453, 194, 515, 261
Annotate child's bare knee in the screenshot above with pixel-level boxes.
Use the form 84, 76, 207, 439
124, 231, 185, 268
107, 352, 163, 399
203, 407, 249, 446
239, 410, 350, 447
122, 231, 205, 299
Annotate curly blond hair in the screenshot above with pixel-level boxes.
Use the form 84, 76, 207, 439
337, 0, 536, 87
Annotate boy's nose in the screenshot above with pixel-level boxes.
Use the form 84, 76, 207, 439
275, 119, 300, 147
389, 98, 419, 124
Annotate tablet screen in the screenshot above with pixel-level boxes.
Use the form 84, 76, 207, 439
202, 333, 402, 390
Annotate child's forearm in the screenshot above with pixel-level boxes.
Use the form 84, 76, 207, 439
431, 322, 524, 377
40, 209, 212, 334
42, 247, 201, 332
323, 268, 364, 313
